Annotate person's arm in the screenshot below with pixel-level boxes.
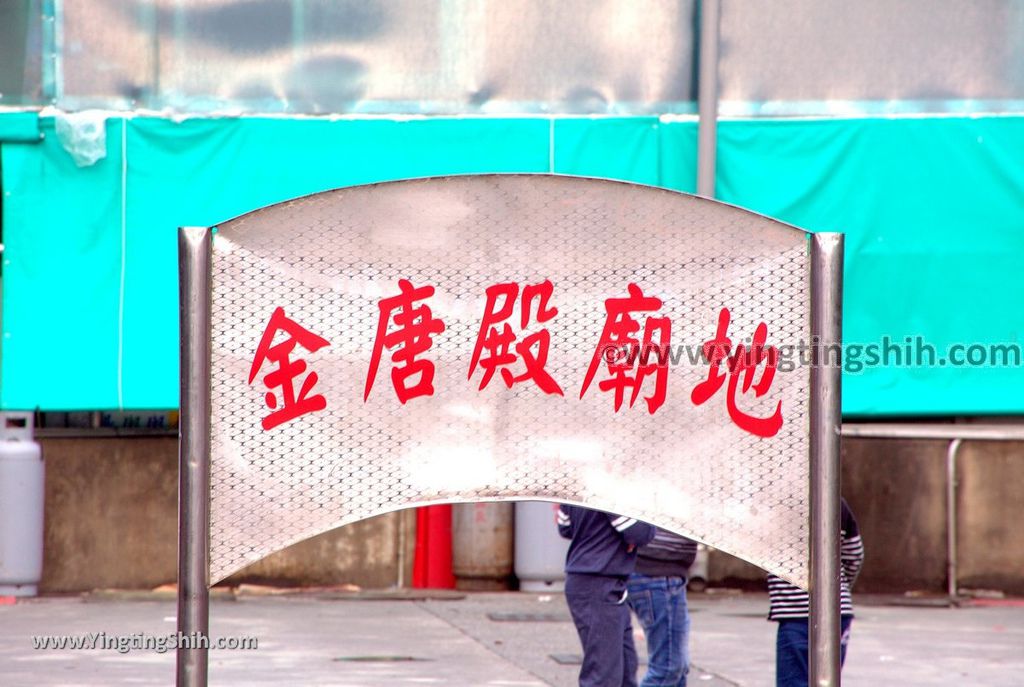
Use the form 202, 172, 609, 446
607, 513, 655, 549
557, 505, 573, 540
840, 500, 865, 585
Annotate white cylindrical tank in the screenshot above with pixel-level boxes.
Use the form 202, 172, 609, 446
514, 501, 569, 592
0, 412, 44, 597
688, 543, 710, 592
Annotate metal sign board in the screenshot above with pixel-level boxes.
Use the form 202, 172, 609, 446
203, 175, 813, 586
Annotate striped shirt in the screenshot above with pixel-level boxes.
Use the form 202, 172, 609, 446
767, 499, 865, 620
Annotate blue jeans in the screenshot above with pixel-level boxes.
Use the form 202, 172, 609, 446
626, 574, 690, 687
775, 616, 853, 687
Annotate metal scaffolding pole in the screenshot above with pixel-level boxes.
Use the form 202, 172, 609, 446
697, 0, 721, 199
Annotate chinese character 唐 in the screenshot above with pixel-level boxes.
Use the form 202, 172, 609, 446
365, 279, 446, 404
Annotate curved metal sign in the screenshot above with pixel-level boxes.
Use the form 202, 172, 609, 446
206, 175, 811, 586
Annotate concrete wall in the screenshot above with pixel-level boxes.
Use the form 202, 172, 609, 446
41, 437, 178, 592
223, 510, 416, 589
956, 441, 1023, 593
38, 437, 413, 593
841, 437, 951, 593
35, 435, 1024, 594
700, 437, 1024, 596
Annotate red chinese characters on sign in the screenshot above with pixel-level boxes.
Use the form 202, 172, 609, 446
468, 280, 563, 395
248, 307, 330, 430
691, 307, 783, 438
250, 283, 785, 436
364, 278, 446, 404
580, 284, 671, 414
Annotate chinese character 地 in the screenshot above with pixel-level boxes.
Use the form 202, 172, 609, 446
248, 307, 330, 430
690, 306, 783, 438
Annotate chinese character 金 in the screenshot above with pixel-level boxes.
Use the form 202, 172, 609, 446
691, 307, 783, 438
248, 307, 330, 430
580, 283, 671, 414
365, 278, 446, 404
468, 280, 564, 395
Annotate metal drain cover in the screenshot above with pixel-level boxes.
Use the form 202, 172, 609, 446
549, 654, 583, 665
487, 612, 572, 622
332, 655, 431, 663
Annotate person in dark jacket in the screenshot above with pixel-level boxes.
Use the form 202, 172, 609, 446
627, 528, 699, 686
558, 505, 656, 687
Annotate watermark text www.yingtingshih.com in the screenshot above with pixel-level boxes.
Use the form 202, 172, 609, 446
31, 631, 259, 654
604, 334, 1023, 374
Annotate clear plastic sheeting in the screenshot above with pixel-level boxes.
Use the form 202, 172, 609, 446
719, 0, 1024, 116
4, 0, 1023, 115
208, 175, 812, 585
57, 0, 698, 114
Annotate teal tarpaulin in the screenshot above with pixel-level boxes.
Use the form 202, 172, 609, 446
2, 113, 1023, 415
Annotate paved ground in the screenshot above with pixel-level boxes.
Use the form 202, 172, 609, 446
1, 589, 1022, 686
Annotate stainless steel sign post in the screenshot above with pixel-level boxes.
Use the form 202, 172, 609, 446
809, 233, 844, 687
178, 227, 212, 687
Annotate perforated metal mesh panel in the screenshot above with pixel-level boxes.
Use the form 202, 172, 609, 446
210, 175, 811, 586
